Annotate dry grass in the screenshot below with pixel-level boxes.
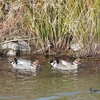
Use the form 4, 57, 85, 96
0, 0, 100, 56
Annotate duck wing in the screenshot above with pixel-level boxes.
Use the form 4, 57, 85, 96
14, 63, 36, 70
60, 60, 71, 66
59, 60, 77, 70
17, 59, 31, 66
56, 64, 69, 70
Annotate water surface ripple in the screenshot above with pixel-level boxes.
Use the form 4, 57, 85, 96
0, 56, 100, 100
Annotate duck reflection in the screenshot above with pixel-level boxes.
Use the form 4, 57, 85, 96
51, 68, 79, 82
12, 68, 42, 78
51, 68, 78, 74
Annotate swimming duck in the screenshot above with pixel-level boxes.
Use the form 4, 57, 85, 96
49, 57, 83, 70
10, 58, 41, 70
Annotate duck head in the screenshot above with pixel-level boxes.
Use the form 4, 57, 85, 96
55, 57, 60, 64
31, 60, 42, 71
14, 58, 18, 64
72, 58, 83, 68
49, 60, 58, 68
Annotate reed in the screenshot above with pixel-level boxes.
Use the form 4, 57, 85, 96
0, 0, 100, 55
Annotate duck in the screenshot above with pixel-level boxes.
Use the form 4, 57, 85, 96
6, 49, 16, 56
10, 58, 41, 71
7, 49, 20, 56
0, 49, 20, 57
69, 40, 84, 57
49, 57, 83, 70
90, 87, 100, 93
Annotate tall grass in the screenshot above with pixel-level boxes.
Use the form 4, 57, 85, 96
0, 0, 100, 55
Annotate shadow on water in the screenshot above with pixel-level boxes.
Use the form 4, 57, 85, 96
0, 55, 100, 100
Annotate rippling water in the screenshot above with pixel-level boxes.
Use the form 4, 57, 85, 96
0, 55, 100, 100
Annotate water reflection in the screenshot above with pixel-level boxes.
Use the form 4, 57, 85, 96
0, 95, 24, 100
12, 68, 42, 78
51, 68, 78, 74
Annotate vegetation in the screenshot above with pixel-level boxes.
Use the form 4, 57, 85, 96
0, 0, 100, 56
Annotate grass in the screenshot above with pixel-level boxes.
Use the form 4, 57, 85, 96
0, 0, 100, 56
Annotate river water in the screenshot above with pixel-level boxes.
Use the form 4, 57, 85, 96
0, 55, 100, 100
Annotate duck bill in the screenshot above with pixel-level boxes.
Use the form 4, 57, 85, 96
79, 63, 84, 68
37, 66, 42, 71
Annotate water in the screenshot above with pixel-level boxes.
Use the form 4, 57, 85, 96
0, 55, 100, 100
